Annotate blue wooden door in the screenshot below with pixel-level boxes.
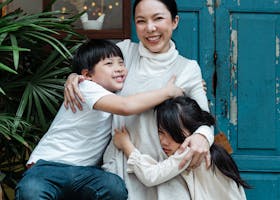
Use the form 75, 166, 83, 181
215, 1, 280, 199
131, 0, 280, 199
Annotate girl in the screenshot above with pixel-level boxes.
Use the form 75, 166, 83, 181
114, 96, 251, 200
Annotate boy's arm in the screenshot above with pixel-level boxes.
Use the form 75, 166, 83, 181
94, 76, 183, 115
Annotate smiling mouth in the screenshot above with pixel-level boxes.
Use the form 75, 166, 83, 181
146, 35, 161, 42
114, 75, 125, 82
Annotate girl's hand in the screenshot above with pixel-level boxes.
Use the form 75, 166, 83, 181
178, 133, 211, 169
64, 73, 85, 112
113, 127, 135, 157
165, 76, 184, 98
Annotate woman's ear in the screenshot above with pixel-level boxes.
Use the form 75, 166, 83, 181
172, 15, 179, 30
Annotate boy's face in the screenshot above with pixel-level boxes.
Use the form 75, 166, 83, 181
89, 56, 127, 92
158, 128, 181, 156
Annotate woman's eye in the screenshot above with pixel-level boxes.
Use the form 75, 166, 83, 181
136, 20, 145, 24
155, 17, 163, 21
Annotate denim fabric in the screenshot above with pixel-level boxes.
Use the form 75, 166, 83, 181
15, 160, 127, 200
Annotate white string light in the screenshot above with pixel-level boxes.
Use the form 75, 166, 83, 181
60, 1, 120, 20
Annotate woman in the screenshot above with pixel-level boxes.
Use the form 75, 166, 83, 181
64, 0, 213, 199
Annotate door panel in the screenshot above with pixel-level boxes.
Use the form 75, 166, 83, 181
216, 1, 280, 199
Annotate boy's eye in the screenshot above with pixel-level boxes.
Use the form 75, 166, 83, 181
105, 61, 113, 65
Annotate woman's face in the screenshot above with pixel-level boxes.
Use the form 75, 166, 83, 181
134, 0, 179, 53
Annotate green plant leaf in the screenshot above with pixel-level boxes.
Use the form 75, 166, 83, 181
24, 32, 69, 59
0, 87, 5, 95
0, 62, 18, 74
0, 46, 30, 51
10, 34, 20, 69
0, 32, 8, 45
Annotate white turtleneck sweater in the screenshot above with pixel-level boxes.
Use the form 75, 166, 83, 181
103, 39, 214, 200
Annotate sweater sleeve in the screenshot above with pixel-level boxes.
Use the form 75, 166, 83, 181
126, 149, 191, 187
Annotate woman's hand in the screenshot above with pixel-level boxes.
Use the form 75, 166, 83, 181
64, 73, 85, 112
113, 127, 135, 157
178, 133, 211, 169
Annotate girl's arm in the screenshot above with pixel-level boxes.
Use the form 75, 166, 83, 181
94, 76, 183, 115
113, 127, 191, 187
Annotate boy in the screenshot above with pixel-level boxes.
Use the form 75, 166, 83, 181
15, 39, 183, 200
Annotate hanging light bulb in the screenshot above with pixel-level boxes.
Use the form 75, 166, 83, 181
108, 4, 113, 9
61, 6, 66, 13
115, 1, 119, 6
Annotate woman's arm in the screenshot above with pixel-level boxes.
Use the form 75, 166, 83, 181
64, 73, 85, 112
177, 61, 213, 169
94, 76, 182, 115
113, 127, 190, 187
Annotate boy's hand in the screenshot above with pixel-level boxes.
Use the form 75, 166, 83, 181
113, 127, 135, 157
64, 73, 85, 112
165, 76, 184, 98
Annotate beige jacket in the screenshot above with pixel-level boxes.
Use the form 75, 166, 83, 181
127, 148, 247, 200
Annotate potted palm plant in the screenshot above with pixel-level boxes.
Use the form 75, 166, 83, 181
0, 0, 85, 199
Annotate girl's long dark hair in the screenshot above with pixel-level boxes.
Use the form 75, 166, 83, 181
155, 96, 251, 189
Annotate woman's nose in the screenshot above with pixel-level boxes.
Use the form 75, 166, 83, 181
146, 21, 156, 32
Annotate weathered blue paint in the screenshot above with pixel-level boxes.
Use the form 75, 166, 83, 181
216, 1, 280, 199
130, 0, 280, 199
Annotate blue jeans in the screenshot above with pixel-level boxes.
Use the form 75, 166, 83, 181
15, 160, 127, 200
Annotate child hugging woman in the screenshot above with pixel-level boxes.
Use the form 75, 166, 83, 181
114, 96, 251, 200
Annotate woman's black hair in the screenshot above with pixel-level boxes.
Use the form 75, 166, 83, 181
133, 0, 178, 20
155, 96, 251, 189
72, 39, 123, 75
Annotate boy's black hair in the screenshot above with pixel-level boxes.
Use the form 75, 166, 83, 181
155, 96, 251, 189
72, 39, 124, 75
